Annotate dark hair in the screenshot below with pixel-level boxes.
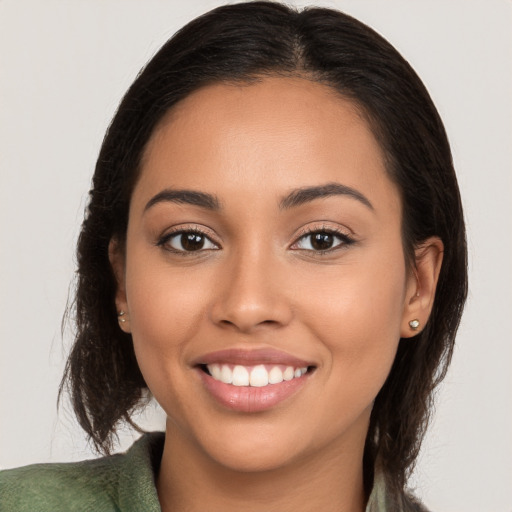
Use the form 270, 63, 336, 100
60, 0, 467, 498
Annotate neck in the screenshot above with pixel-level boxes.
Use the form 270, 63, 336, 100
157, 421, 367, 512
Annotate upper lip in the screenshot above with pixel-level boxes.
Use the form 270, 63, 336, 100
192, 348, 315, 368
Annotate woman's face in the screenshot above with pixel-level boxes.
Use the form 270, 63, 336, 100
115, 77, 419, 472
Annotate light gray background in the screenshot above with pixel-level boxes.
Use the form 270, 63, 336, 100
1, 1, 511, 510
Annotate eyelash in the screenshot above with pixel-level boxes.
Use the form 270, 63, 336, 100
156, 227, 220, 255
290, 226, 356, 254
156, 225, 355, 255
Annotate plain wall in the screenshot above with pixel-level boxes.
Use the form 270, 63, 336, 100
1, 1, 511, 511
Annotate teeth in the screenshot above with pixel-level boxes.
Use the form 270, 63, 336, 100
283, 366, 295, 381
206, 363, 308, 387
232, 365, 250, 386
268, 366, 284, 384
249, 365, 269, 387
220, 365, 232, 384
210, 364, 222, 381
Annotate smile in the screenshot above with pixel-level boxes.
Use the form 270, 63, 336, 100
205, 364, 309, 387
195, 348, 316, 412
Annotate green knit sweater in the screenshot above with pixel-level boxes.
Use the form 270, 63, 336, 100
0, 432, 428, 511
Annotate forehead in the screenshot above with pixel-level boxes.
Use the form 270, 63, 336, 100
136, 76, 399, 215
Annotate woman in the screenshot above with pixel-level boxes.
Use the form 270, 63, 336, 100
0, 2, 467, 511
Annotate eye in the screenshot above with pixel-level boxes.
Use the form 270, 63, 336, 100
158, 230, 219, 253
292, 229, 354, 252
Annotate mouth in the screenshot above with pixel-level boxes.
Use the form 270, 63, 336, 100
194, 348, 316, 412
199, 363, 313, 387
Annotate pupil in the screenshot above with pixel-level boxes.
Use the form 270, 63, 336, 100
311, 232, 333, 250
181, 233, 204, 251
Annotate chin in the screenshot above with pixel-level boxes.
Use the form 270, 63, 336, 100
192, 420, 310, 473
208, 442, 301, 474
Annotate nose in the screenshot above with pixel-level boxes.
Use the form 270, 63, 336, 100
210, 248, 293, 334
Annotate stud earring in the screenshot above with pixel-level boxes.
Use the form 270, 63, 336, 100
408, 319, 420, 330
118, 310, 127, 323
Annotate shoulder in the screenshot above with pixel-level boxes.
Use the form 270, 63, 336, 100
366, 467, 431, 512
0, 432, 165, 512
0, 456, 121, 511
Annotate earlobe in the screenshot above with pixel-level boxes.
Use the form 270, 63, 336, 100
108, 238, 131, 333
401, 237, 444, 338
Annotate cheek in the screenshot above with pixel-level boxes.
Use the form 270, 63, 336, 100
301, 256, 405, 338
123, 251, 212, 387
123, 262, 218, 428
298, 246, 407, 387
292, 256, 406, 444
125, 219, 216, 331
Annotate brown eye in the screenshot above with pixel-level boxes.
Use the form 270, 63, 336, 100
293, 230, 354, 252
310, 232, 335, 251
162, 231, 218, 252
181, 233, 206, 251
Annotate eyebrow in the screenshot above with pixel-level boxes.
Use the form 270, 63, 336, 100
144, 182, 373, 213
279, 182, 374, 211
144, 189, 220, 212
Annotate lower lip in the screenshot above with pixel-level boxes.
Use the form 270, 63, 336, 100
198, 369, 309, 413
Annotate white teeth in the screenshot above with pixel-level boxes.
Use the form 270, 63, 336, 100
232, 365, 250, 386
210, 364, 222, 381
220, 365, 232, 384
283, 366, 295, 381
206, 363, 309, 387
249, 365, 269, 387
268, 366, 284, 384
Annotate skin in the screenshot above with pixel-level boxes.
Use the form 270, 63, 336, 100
110, 77, 443, 512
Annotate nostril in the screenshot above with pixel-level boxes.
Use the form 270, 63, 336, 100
216, 318, 281, 332
210, 287, 294, 333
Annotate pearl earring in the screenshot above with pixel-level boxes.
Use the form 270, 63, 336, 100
409, 319, 420, 330
118, 310, 127, 323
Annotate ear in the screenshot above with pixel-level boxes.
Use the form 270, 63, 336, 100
108, 237, 131, 333
401, 236, 444, 338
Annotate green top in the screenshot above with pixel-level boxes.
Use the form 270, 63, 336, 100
0, 433, 163, 512
0, 432, 428, 512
